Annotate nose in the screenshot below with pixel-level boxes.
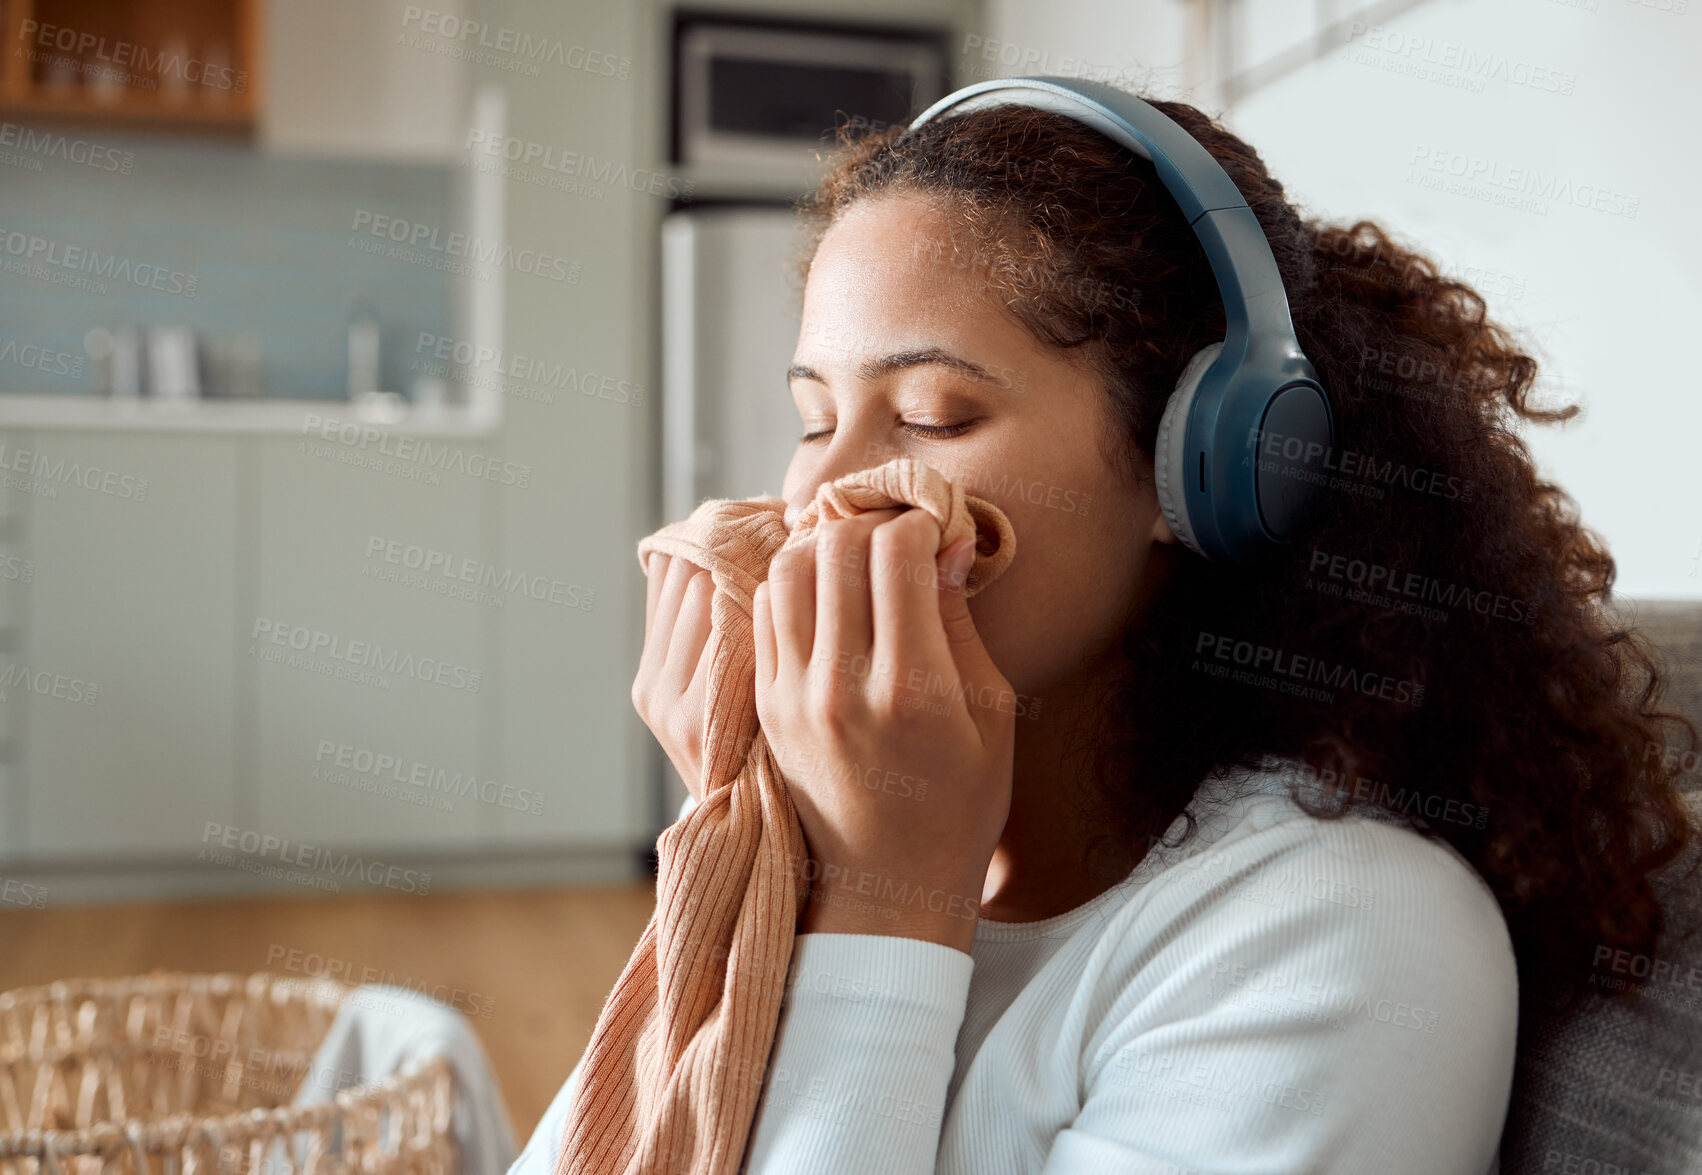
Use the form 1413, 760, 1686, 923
783, 485, 825, 532
783, 438, 883, 532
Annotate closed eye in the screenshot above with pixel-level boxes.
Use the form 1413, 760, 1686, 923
798, 422, 974, 443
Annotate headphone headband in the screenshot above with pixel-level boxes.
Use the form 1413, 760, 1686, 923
903, 75, 1334, 564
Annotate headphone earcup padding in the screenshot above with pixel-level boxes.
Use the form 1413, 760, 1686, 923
1154, 342, 1224, 560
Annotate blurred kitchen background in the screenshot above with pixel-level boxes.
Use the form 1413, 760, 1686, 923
0, 0, 1697, 1142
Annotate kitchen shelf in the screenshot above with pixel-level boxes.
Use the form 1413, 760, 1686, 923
0, 393, 502, 437
0, 0, 261, 136
0, 89, 254, 133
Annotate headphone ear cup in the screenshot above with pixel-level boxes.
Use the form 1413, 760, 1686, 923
1153, 342, 1225, 560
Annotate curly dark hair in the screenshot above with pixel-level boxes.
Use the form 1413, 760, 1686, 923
790, 92, 1700, 1022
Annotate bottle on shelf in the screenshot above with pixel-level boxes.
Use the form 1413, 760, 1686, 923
347, 302, 381, 398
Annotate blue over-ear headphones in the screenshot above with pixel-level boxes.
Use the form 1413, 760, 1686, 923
905, 76, 1334, 565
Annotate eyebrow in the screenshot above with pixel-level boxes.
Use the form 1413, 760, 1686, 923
787, 347, 1006, 388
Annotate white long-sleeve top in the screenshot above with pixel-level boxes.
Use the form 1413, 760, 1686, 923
511, 763, 1517, 1174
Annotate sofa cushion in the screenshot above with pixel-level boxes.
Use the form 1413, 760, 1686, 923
1499, 599, 1702, 1173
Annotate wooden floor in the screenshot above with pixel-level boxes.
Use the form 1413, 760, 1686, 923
0, 881, 660, 1145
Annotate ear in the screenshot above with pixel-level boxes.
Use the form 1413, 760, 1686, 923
1149, 501, 1179, 546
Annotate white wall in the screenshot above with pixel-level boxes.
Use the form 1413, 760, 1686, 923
986, 0, 1702, 597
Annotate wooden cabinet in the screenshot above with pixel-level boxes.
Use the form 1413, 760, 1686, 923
0, 0, 473, 156
0, 0, 261, 133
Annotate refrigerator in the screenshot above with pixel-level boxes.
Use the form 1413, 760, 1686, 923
654, 204, 811, 823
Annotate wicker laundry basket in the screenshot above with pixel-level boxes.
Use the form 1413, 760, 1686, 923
0, 973, 456, 1175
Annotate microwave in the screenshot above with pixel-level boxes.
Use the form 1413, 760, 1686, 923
673, 13, 951, 171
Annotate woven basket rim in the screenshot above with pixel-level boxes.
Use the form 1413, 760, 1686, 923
0, 1055, 453, 1159
0, 971, 352, 1011
0, 970, 455, 1159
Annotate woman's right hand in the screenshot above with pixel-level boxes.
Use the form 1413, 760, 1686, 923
632, 552, 715, 802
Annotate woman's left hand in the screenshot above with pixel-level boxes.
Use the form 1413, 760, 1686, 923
752, 506, 1015, 954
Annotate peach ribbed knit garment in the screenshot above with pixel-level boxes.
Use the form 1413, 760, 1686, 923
554, 457, 1016, 1175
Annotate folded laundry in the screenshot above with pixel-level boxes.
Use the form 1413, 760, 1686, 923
554, 457, 1016, 1175
296, 982, 519, 1175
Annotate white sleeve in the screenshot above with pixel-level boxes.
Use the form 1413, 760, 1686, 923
512, 932, 972, 1175
740, 932, 975, 1173
1041, 817, 1519, 1175
506, 1055, 580, 1175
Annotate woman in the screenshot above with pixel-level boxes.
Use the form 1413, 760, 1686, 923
518, 88, 1698, 1173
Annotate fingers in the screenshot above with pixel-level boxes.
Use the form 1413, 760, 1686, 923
870, 510, 949, 673
812, 508, 904, 678
638, 553, 685, 684
765, 542, 817, 687
644, 552, 664, 634
664, 567, 714, 685
753, 581, 775, 691
640, 553, 712, 692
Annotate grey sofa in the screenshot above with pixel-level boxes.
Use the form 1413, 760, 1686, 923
1499, 600, 1702, 1174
